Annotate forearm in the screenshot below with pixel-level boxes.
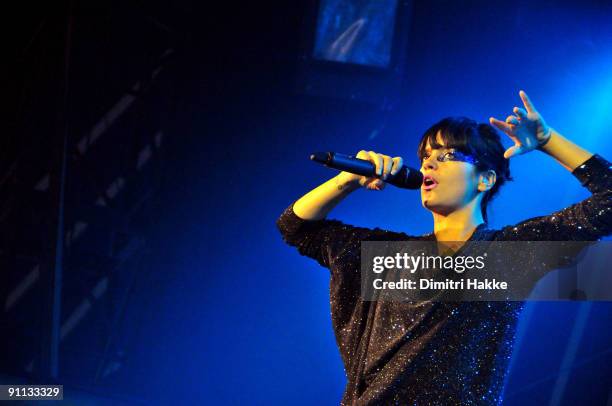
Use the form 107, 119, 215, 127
293, 174, 360, 220
540, 129, 594, 172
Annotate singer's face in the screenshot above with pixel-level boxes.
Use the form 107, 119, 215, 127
419, 134, 480, 215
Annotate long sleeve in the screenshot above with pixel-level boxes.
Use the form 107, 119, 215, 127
276, 202, 378, 269
497, 153, 612, 241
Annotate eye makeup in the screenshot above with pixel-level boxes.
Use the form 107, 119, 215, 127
421, 148, 479, 165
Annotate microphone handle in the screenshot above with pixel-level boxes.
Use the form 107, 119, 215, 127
326, 152, 373, 176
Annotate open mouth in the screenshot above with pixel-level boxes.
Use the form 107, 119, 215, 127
422, 176, 438, 191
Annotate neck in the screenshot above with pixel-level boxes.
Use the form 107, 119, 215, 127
432, 199, 484, 242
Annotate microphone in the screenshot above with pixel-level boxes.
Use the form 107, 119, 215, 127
310, 152, 424, 190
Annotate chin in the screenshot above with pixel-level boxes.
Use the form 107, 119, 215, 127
422, 199, 436, 212
423, 200, 454, 216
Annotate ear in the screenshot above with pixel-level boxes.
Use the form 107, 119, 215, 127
478, 170, 497, 192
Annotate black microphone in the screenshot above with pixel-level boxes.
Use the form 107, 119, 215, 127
310, 152, 424, 190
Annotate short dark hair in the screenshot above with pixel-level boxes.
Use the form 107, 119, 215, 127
417, 117, 512, 223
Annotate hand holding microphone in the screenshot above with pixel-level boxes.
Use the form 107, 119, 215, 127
310, 150, 423, 191
342, 151, 404, 191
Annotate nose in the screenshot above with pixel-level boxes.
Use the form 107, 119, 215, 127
421, 156, 437, 171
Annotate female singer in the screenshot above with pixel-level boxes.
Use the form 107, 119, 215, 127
276, 91, 611, 405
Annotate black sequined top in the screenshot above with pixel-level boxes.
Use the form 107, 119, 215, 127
276, 154, 611, 405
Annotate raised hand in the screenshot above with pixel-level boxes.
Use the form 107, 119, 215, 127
489, 90, 552, 159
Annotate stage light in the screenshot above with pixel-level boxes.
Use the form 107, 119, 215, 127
297, 0, 412, 104
313, 0, 399, 68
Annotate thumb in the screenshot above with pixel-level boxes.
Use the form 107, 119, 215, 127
504, 145, 524, 159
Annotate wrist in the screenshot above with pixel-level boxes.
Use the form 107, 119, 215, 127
334, 173, 360, 191
536, 127, 553, 150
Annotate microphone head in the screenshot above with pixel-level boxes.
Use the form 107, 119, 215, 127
390, 167, 424, 189
406, 169, 424, 189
